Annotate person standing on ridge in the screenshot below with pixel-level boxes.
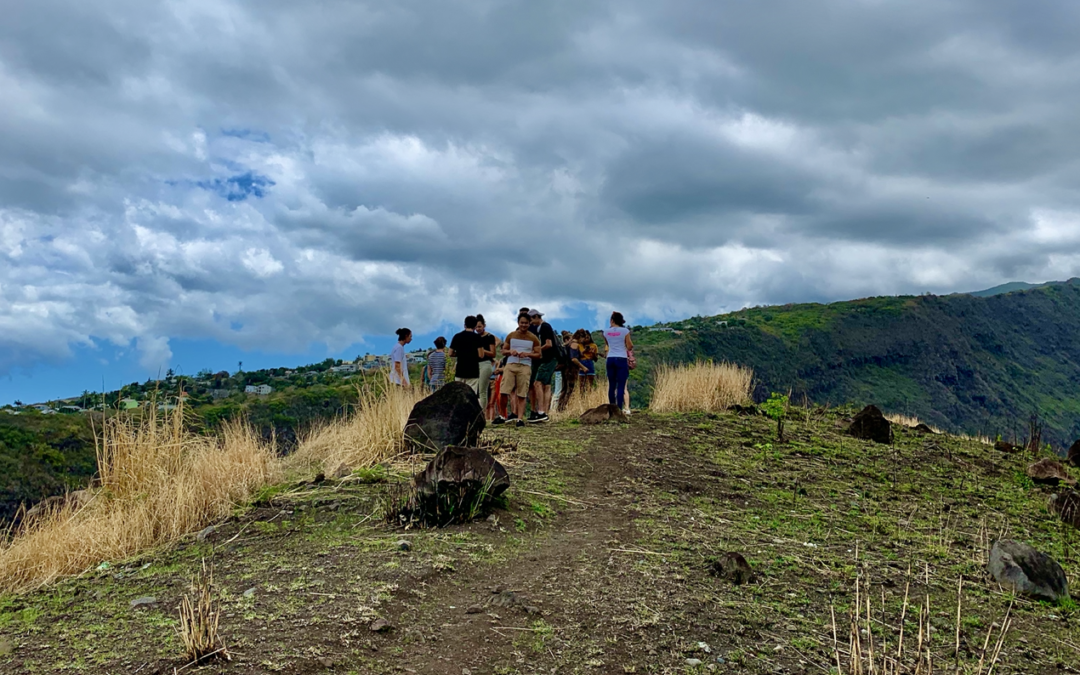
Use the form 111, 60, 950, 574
390, 328, 412, 387
528, 309, 557, 422
602, 312, 633, 412
475, 314, 498, 413
502, 314, 541, 427
449, 315, 483, 396
425, 336, 448, 390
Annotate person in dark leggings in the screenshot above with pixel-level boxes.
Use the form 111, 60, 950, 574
602, 312, 633, 411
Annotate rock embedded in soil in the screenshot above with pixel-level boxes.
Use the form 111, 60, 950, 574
709, 552, 753, 585
913, 423, 936, 434
404, 381, 485, 453
579, 404, 628, 425
1068, 439, 1080, 467
846, 405, 893, 444
1026, 458, 1074, 487
411, 446, 510, 523
0, 638, 12, 656
995, 440, 1021, 453
129, 596, 157, 609
396, 539, 411, 551
369, 618, 392, 632
196, 525, 216, 541
988, 540, 1069, 603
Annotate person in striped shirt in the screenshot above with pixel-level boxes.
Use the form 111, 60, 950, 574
425, 336, 448, 390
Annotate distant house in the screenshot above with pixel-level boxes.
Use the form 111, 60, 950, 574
406, 354, 426, 365
330, 364, 360, 374
210, 389, 232, 400
157, 403, 178, 411
119, 399, 139, 410
60, 405, 84, 413
245, 384, 272, 396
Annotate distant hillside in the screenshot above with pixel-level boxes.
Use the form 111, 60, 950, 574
965, 280, 1059, 297
635, 279, 1080, 446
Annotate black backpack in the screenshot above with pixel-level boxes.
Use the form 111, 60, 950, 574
550, 327, 570, 367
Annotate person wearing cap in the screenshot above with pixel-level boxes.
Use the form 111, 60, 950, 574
527, 309, 557, 423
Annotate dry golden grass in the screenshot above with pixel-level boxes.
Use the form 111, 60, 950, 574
551, 379, 610, 422
0, 405, 281, 594
290, 382, 427, 476
649, 361, 753, 413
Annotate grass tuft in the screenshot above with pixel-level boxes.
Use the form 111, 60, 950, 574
649, 361, 753, 413
290, 381, 427, 476
0, 403, 280, 594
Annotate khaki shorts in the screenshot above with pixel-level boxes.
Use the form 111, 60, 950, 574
501, 363, 532, 398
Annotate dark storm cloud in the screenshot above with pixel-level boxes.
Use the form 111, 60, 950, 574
3, 0, 1080, 374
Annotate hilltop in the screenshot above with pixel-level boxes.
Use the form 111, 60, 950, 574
1, 408, 1076, 673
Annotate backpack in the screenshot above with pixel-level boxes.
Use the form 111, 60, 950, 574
549, 325, 570, 367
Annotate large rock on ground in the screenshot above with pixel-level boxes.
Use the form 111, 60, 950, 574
580, 404, 628, 425
411, 446, 510, 524
1027, 458, 1074, 487
1049, 490, 1080, 529
988, 540, 1070, 603
1068, 439, 1080, 468
846, 405, 893, 444
404, 382, 485, 453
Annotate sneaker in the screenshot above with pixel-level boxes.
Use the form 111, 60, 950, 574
506, 413, 518, 421
492, 416, 506, 425
528, 411, 540, 421
529, 412, 549, 423
516, 419, 526, 428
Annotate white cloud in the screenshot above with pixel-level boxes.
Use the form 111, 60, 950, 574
2, 0, 1080, 376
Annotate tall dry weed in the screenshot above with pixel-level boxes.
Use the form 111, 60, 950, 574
552, 379, 610, 421
0, 404, 281, 594
649, 361, 753, 413
291, 382, 427, 475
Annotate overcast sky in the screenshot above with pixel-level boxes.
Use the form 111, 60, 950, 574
4, 0, 1080, 401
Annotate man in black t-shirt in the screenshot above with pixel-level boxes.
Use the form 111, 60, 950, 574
449, 315, 483, 396
527, 309, 557, 422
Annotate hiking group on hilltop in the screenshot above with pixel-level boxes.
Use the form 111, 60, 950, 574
390, 309, 634, 428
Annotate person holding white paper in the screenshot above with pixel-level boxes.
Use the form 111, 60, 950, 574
501, 314, 541, 427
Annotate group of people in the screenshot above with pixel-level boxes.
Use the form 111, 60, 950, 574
390, 309, 634, 428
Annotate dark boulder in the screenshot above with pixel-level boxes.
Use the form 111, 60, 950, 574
709, 552, 753, 585
913, 423, 936, 435
988, 540, 1070, 603
727, 404, 760, 416
846, 405, 893, 444
409, 446, 510, 525
995, 440, 1021, 453
1049, 490, 1080, 529
404, 382, 485, 453
580, 404, 628, 425
1026, 458, 1074, 487
1068, 439, 1080, 468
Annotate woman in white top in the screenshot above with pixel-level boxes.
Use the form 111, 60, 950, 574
602, 312, 633, 411
390, 328, 412, 386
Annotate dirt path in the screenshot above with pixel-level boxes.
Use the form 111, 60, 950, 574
376, 428, 643, 673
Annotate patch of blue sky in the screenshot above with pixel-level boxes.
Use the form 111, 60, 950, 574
194, 171, 275, 202
221, 128, 271, 143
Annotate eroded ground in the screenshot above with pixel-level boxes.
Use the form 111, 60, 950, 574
1, 409, 1078, 674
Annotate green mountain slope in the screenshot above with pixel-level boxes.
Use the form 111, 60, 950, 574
966, 280, 1056, 297
636, 279, 1080, 446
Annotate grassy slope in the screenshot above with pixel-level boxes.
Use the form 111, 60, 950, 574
1, 410, 1077, 674
631, 280, 1080, 446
